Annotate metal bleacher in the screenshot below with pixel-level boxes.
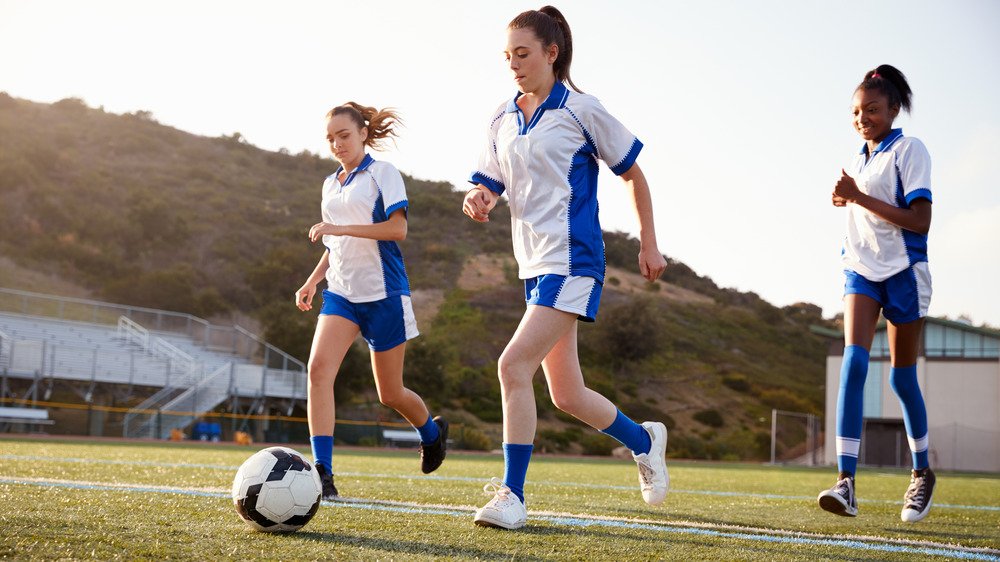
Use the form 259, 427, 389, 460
0, 288, 306, 439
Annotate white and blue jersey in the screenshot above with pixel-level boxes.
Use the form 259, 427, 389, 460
321, 153, 410, 303
842, 129, 932, 282
470, 81, 642, 283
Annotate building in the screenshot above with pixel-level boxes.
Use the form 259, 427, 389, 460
821, 317, 1000, 472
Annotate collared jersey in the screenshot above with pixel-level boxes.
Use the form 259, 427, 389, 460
842, 129, 933, 282
321, 153, 410, 303
470, 81, 643, 282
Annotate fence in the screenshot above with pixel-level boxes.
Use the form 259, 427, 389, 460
770, 409, 822, 465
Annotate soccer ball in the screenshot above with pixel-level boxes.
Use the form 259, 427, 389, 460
232, 446, 322, 532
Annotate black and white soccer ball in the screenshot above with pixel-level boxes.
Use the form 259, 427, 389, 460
232, 446, 322, 532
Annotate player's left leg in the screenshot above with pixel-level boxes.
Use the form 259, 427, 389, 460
888, 317, 935, 522
370, 343, 448, 474
541, 323, 668, 505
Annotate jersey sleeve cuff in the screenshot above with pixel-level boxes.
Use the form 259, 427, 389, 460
469, 171, 505, 195
385, 199, 409, 216
610, 138, 643, 176
905, 188, 932, 205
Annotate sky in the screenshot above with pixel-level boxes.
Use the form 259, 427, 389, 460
2, 0, 999, 326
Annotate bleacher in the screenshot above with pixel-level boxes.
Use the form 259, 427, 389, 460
0, 288, 306, 439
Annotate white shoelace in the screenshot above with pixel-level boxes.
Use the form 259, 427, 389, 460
904, 476, 926, 506
637, 461, 655, 487
482, 477, 514, 503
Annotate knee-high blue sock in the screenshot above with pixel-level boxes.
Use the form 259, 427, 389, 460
415, 414, 440, 445
836, 345, 869, 476
502, 443, 533, 503
600, 409, 652, 456
310, 435, 334, 472
890, 365, 929, 470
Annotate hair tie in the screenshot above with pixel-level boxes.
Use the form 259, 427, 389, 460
871, 72, 881, 79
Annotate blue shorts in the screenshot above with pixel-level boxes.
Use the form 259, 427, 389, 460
320, 291, 419, 351
524, 274, 603, 322
843, 264, 931, 324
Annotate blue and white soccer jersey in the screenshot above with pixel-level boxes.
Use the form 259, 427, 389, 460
470, 81, 642, 320
320, 153, 418, 348
841, 129, 932, 323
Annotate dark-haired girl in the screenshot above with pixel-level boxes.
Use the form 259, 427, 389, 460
818, 65, 935, 522
463, 6, 669, 529
296, 102, 448, 500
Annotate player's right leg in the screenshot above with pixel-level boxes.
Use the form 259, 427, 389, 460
474, 305, 575, 530
818, 290, 880, 517
308, 306, 361, 501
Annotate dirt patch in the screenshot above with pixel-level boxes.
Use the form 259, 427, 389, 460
457, 254, 516, 292
410, 288, 445, 328
604, 265, 714, 305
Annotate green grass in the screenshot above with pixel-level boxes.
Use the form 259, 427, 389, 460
1, 438, 998, 560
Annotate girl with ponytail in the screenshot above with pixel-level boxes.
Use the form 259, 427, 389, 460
463, 6, 670, 529
295, 102, 448, 500
818, 64, 936, 523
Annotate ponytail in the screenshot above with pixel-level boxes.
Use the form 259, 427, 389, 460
509, 5, 581, 93
325, 102, 402, 150
858, 64, 913, 114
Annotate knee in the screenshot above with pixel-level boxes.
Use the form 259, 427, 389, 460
497, 350, 532, 390
889, 366, 919, 398
307, 357, 337, 386
377, 388, 404, 410
549, 388, 583, 414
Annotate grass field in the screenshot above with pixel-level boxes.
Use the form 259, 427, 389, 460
1, 437, 998, 560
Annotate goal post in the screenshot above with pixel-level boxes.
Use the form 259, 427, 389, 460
770, 409, 822, 466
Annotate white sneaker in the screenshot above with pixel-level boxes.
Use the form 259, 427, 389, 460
633, 421, 669, 505
473, 477, 527, 530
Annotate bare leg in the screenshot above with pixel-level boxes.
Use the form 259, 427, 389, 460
887, 318, 924, 367
541, 323, 616, 429
370, 342, 430, 426
843, 294, 881, 350
499, 305, 578, 443
307, 315, 360, 436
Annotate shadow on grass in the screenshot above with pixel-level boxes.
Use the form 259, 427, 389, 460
295, 530, 546, 561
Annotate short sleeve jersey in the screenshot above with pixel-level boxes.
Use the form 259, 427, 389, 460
469, 81, 642, 282
841, 129, 933, 282
321, 153, 410, 302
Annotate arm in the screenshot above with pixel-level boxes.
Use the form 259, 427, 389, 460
308, 209, 408, 242
620, 162, 667, 281
295, 252, 330, 311
834, 169, 932, 234
462, 185, 500, 223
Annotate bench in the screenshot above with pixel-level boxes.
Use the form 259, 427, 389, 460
382, 428, 422, 447
0, 406, 55, 432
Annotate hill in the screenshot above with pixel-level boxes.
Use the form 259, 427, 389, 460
0, 93, 836, 459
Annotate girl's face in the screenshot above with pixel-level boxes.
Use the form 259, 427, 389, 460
852, 88, 898, 144
326, 114, 367, 168
504, 27, 557, 94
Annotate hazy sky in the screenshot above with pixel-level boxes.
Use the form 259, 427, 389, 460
2, 0, 998, 325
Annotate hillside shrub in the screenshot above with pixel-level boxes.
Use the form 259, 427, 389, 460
694, 408, 724, 428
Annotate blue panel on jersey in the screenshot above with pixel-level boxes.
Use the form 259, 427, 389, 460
372, 194, 411, 298
567, 143, 605, 281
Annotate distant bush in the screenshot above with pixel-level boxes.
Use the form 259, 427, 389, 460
456, 425, 493, 451
759, 388, 817, 414
722, 373, 752, 393
694, 409, 725, 428
580, 433, 616, 456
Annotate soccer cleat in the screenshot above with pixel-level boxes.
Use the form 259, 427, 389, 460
316, 463, 339, 500
473, 477, 527, 530
818, 475, 858, 517
632, 421, 669, 506
420, 415, 449, 474
901, 467, 936, 523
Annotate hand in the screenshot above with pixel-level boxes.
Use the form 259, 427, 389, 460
833, 169, 861, 203
295, 284, 316, 311
463, 187, 496, 223
638, 246, 667, 282
831, 193, 848, 207
309, 222, 342, 242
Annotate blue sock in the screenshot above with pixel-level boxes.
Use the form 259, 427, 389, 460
600, 409, 652, 456
890, 365, 929, 470
310, 435, 334, 472
415, 415, 440, 445
501, 443, 533, 503
836, 345, 869, 476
